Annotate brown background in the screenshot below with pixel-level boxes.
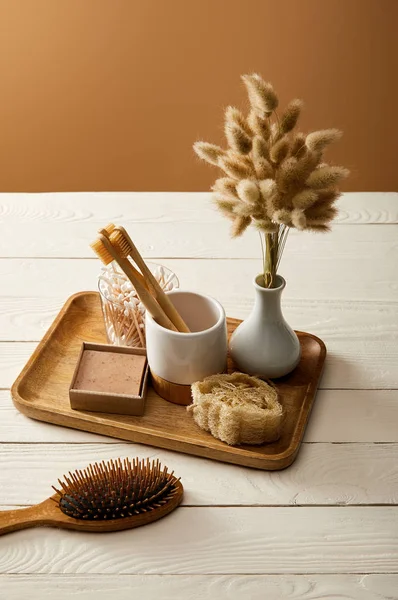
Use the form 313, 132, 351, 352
0, 0, 396, 192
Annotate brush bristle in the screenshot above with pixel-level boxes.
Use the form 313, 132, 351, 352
52, 457, 179, 520
98, 223, 116, 238
104, 222, 116, 235
90, 238, 114, 265
109, 229, 131, 258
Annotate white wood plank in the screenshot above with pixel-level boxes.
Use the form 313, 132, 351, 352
1, 255, 396, 311
0, 507, 397, 574
0, 391, 108, 443
1, 574, 397, 600
304, 390, 398, 442
1, 294, 397, 345
1, 442, 397, 507
2, 390, 398, 443
0, 191, 395, 226
2, 219, 397, 260
0, 192, 397, 258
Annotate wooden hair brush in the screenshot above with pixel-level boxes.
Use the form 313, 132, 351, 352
0, 457, 183, 536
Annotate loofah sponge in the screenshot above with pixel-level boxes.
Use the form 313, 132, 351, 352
188, 372, 283, 446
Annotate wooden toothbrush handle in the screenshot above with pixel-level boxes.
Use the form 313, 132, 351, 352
96, 234, 177, 331
117, 227, 190, 333
120, 258, 177, 331
0, 504, 48, 535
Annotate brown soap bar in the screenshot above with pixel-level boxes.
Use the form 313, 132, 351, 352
69, 343, 148, 416
74, 350, 147, 396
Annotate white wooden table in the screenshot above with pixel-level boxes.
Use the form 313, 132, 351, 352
0, 192, 397, 599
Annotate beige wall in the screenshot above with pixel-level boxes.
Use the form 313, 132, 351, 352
0, 0, 396, 192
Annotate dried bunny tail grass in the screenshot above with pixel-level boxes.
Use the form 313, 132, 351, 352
315, 188, 341, 205
305, 202, 338, 222
305, 223, 331, 233
233, 202, 256, 218
291, 208, 307, 230
259, 178, 277, 197
236, 179, 260, 204
278, 151, 321, 192
212, 177, 238, 200
291, 189, 318, 209
254, 218, 279, 233
276, 157, 298, 192
254, 157, 274, 179
248, 110, 271, 140
225, 122, 252, 154
259, 178, 278, 215
225, 106, 253, 137
213, 196, 237, 219
218, 154, 253, 179
306, 165, 349, 189
231, 215, 251, 237
290, 133, 306, 156
242, 73, 279, 115
232, 151, 253, 169
193, 141, 225, 166
270, 137, 290, 164
306, 129, 342, 153
280, 99, 303, 134
252, 135, 270, 160
273, 208, 292, 225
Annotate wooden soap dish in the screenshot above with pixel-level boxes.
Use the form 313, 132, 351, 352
11, 292, 326, 471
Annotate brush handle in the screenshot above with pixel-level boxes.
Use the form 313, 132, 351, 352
98, 234, 177, 331
118, 257, 177, 331
0, 502, 51, 535
116, 227, 190, 333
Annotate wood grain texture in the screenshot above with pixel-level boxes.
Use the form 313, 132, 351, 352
0, 192, 396, 228
2, 219, 398, 267
1, 442, 398, 507
1, 254, 397, 309
11, 293, 326, 471
0, 507, 397, 574
1, 574, 398, 599
3, 389, 398, 443
1, 193, 397, 589
151, 372, 193, 405
0, 479, 183, 536
1, 296, 397, 346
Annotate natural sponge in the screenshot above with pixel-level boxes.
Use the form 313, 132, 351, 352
188, 372, 283, 446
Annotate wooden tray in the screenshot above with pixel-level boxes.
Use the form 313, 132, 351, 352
12, 292, 326, 470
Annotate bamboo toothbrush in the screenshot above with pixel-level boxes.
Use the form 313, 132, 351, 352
109, 225, 190, 333
98, 223, 149, 291
91, 234, 177, 331
0, 457, 183, 535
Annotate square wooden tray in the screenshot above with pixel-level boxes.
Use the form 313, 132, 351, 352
12, 292, 326, 470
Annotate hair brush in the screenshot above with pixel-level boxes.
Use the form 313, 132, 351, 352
0, 457, 183, 536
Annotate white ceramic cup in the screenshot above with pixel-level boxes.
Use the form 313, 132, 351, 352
145, 290, 228, 385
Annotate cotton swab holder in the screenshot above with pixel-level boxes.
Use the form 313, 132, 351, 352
145, 290, 228, 405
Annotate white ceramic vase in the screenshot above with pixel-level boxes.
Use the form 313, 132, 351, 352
229, 275, 301, 378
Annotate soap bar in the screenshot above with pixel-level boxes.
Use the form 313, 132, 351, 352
69, 342, 148, 416
74, 350, 147, 396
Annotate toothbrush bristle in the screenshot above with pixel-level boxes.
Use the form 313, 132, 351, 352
104, 222, 116, 235
52, 458, 179, 520
109, 229, 131, 258
90, 238, 114, 265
